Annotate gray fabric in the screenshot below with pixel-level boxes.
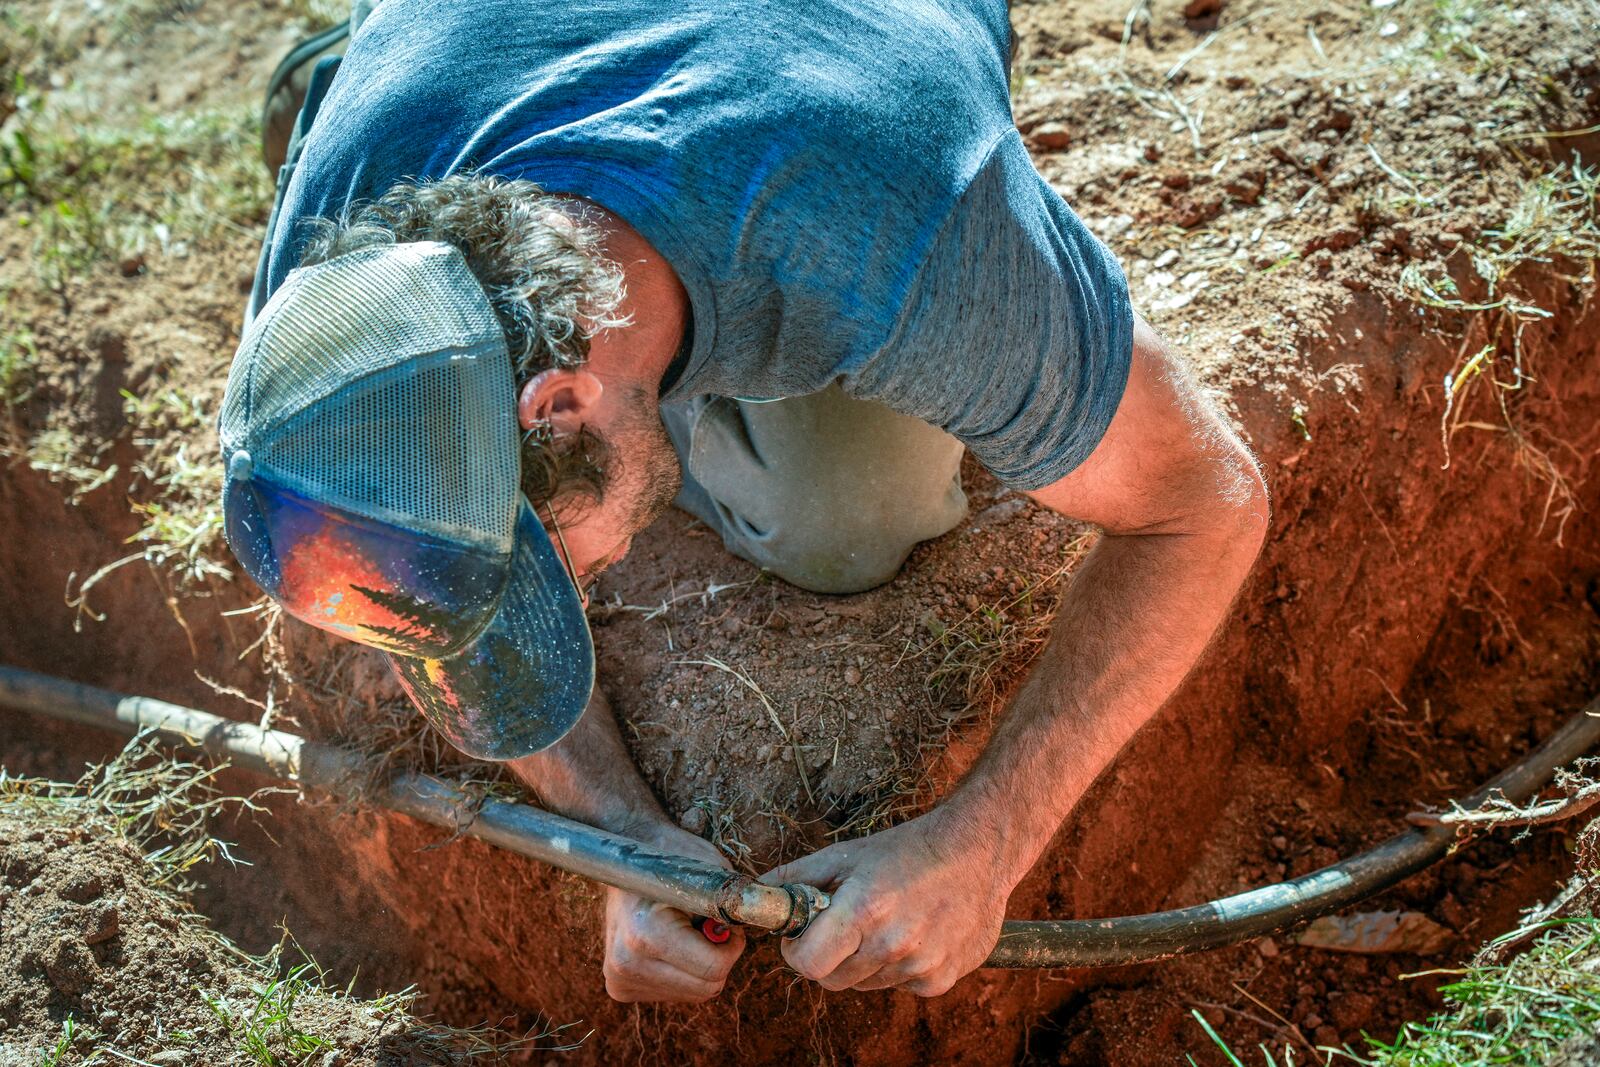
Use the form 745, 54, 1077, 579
265, 0, 1132, 490
662, 388, 967, 594
224, 242, 519, 551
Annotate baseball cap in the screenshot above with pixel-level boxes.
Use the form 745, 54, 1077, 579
218, 240, 594, 760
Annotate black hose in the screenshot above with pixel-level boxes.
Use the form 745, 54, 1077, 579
990, 695, 1600, 966
2, 664, 1594, 968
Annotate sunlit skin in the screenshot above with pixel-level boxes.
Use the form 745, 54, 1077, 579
508, 199, 1271, 1003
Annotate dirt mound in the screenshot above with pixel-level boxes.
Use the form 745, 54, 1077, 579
0, 747, 534, 1066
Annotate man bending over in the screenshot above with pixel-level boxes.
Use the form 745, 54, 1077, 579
220, 0, 1269, 1003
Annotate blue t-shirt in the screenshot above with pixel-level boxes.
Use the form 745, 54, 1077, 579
267, 0, 1133, 489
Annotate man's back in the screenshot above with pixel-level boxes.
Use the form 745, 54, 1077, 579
268, 0, 1015, 393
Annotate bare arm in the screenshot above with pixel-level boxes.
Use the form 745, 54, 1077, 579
509, 685, 747, 1002
507, 684, 676, 839
767, 314, 1269, 995
941, 313, 1268, 877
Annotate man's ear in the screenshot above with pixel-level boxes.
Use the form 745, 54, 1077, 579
518, 368, 605, 434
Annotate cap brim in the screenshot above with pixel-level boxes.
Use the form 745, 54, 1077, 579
387, 498, 594, 760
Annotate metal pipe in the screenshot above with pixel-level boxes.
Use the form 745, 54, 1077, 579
0, 667, 819, 936
2, 665, 1595, 967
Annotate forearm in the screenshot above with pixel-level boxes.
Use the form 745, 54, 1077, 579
507, 683, 675, 842
941, 521, 1261, 885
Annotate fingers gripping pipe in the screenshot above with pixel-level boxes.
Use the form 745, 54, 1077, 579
3, 665, 1597, 968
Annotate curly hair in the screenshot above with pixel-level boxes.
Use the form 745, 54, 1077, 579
298, 173, 627, 511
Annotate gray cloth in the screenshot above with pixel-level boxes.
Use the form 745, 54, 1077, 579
265, 0, 1134, 491
663, 388, 967, 594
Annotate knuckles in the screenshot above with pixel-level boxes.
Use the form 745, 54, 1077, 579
872, 929, 919, 962
905, 972, 955, 998
617, 925, 649, 956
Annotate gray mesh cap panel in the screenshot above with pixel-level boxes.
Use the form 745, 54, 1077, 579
219, 241, 519, 550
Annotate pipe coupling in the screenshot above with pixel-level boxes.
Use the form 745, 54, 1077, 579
778, 882, 831, 939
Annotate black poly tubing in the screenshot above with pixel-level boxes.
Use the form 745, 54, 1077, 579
2, 664, 1595, 968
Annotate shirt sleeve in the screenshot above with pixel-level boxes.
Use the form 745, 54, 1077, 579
846, 129, 1134, 490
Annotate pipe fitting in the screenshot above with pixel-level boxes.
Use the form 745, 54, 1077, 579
778, 882, 831, 939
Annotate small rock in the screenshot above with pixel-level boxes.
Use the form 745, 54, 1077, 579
1153, 249, 1180, 269
1297, 910, 1453, 954
843, 666, 863, 686
1096, 213, 1134, 239
1270, 834, 1289, 852
972, 497, 1028, 529
84, 902, 121, 945
756, 743, 774, 761
44, 936, 97, 995
678, 807, 709, 835
1258, 937, 1280, 958
147, 1052, 191, 1066
1031, 122, 1071, 150
60, 872, 105, 904
1302, 1012, 1324, 1030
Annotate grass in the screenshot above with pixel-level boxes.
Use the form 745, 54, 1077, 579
0, 289, 38, 406
916, 534, 1093, 720
39, 1016, 81, 1067
1, 76, 268, 288
1187, 915, 1600, 1067
1400, 157, 1598, 539
0, 732, 254, 890
1357, 917, 1600, 1065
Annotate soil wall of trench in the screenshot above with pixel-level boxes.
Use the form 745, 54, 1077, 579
2, 263, 1598, 1063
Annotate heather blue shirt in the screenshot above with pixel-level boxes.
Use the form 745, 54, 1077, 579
267, 0, 1133, 489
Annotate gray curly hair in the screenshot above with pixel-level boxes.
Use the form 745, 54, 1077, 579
298, 173, 628, 510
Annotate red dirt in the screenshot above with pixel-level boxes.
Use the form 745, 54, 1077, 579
3, 0, 1599, 1064
0, 762, 517, 1065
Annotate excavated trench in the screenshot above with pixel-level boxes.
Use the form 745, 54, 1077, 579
1, 261, 1597, 1064
3, 0, 1599, 1060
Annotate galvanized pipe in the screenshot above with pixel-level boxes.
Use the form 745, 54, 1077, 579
3, 665, 1595, 968
0, 667, 818, 935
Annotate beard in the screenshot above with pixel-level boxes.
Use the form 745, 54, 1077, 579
522, 396, 682, 537
613, 402, 684, 535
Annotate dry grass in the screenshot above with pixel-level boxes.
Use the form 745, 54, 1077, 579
1404, 158, 1598, 541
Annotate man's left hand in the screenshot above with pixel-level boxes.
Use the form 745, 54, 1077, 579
758, 809, 1008, 996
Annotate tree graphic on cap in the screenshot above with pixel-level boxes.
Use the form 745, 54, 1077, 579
349, 583, 461, 655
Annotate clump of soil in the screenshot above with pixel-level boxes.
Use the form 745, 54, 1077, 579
0, 746, 527, 1066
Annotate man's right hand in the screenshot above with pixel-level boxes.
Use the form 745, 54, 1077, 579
602, 824, 746, 1003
